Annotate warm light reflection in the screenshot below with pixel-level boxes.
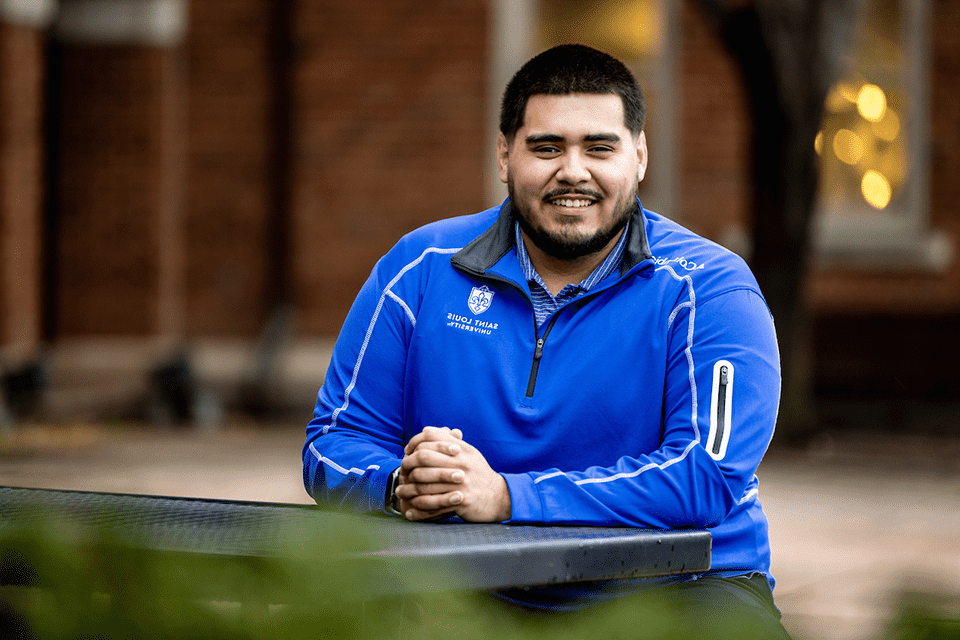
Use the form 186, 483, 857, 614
879, 148, 907, 185
861, 170, 892, 209
833, 129, 864, 165
545, 0, 663, 60
817, 3, 910, 214
857, 84, 887, 122
596, 0, 663, 57
872, 109, 901, 141
826, 82, 859, 112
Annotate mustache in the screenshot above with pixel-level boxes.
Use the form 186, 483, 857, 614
541, 187, 603, 201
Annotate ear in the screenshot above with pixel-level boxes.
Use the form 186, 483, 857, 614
636, 131, 648, 183
496, 134, 510, 183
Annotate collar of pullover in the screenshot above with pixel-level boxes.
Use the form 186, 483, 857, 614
451, 199, 654, 279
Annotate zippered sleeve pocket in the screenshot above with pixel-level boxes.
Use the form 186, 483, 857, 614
706, 359, 734, 460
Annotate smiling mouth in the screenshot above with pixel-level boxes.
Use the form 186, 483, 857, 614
549, 198, 596, 208
543, 188, 603, 210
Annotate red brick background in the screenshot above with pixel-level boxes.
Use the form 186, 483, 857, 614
0, 0, 958, 392
0, 23, 44, 354
182, 0, 488, 337
53, 43, 184, 337
290, 0, 488, 334
677, 1, 750, 241
185, 0, 273, 337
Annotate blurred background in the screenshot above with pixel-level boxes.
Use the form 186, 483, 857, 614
0, 0, 957, 432
0, 1, 958, 638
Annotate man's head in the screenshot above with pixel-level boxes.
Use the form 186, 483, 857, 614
499, 44, 646, 144
497, 45, 648, 263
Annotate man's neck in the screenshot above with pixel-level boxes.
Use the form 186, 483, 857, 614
520, 229, 625, 297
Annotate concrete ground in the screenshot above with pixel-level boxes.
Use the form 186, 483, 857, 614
0, 422, 957, 640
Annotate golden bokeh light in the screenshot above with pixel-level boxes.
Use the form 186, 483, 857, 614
596, 0, 664, 58
872, 109, 901, 142
832, 129, 864, 165
878, 147, 907, 186
857, 84, 887, 122
861, 170, 892, 209
826, 82, 859, 112
815, 131, 823, 155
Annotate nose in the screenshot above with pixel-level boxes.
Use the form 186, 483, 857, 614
556, 149, 591, 184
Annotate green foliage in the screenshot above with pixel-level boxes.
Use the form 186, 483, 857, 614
1, 513, 958, 640
881, 592, 960, 640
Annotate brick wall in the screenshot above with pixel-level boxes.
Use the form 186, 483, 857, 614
291, 0, 489, 335
183, 0, 490, 337
52, 42, 184, 337
676, 1, 750, 243
0, 22, 44, 356
185, 0, 273, 337
930, 0, 960, 239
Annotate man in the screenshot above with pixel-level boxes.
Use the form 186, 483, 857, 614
304, 44, 787, 635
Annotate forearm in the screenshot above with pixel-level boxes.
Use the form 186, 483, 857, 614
303, 427, 402, 513
303, 260, 412, 512
502, 442, 738, 527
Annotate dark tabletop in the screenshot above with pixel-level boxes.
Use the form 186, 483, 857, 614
0, 485, 711, 594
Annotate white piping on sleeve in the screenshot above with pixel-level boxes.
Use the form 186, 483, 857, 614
308, 442, 381, 477
572, 440, 700, 486
659, 264, 700, 442
386, 289, 417, 327
534, 265, 701, 488
738, 487, 759, 505
326, 246, 461, 434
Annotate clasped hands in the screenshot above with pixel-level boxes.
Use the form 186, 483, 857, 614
395, 426, 511, 523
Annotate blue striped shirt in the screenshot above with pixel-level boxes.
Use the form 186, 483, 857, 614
515, 220, 630, 329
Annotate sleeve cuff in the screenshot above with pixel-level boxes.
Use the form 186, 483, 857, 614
379, 462, 403, 516
500, 472, 543, 523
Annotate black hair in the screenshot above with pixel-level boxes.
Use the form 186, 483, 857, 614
499, 44, 646, 141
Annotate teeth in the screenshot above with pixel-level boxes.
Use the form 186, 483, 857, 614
553, 199, 594, 208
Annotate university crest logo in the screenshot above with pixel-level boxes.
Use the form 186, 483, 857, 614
468, 285, 494, 315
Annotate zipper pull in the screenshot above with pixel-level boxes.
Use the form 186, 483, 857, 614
534, 337, 544, 359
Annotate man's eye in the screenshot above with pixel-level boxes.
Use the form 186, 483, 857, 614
534, 146, 560, 155
589, 146, 614, 154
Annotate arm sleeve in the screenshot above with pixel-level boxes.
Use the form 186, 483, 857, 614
503, 288, 781, 528
302, 260, 409, 514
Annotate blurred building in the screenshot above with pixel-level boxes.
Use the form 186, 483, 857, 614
0, 0, 957, 429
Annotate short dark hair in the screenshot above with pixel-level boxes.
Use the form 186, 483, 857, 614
499, 44, 646, 141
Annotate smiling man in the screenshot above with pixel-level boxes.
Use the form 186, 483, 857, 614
304, 45, 789, 636
506, 91, 645, 290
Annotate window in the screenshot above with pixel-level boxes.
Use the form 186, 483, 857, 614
814, 0, 950, 269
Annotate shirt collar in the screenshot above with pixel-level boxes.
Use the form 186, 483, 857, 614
514, 219, 631, 293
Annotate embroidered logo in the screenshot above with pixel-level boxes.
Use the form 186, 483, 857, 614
467, 285, 494, 315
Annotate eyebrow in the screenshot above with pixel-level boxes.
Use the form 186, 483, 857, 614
524, 132, 622, 145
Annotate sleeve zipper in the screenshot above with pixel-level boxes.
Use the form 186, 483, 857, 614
712, 365, 729, 456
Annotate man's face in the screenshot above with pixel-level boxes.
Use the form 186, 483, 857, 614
497, 93, 648, 261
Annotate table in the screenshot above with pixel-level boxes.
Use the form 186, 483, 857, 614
0, 485, 711, 596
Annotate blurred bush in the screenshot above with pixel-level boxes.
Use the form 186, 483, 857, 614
0, 512, 957, 639
881, 592, 960, 640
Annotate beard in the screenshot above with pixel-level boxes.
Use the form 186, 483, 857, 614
508, 181, 637, 261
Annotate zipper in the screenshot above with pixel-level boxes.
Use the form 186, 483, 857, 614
451, 265, 638, 400
712, 365, 729, 456
526, 337, 545, 397
450, 269, 558, 399
525, 315, 559, 397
